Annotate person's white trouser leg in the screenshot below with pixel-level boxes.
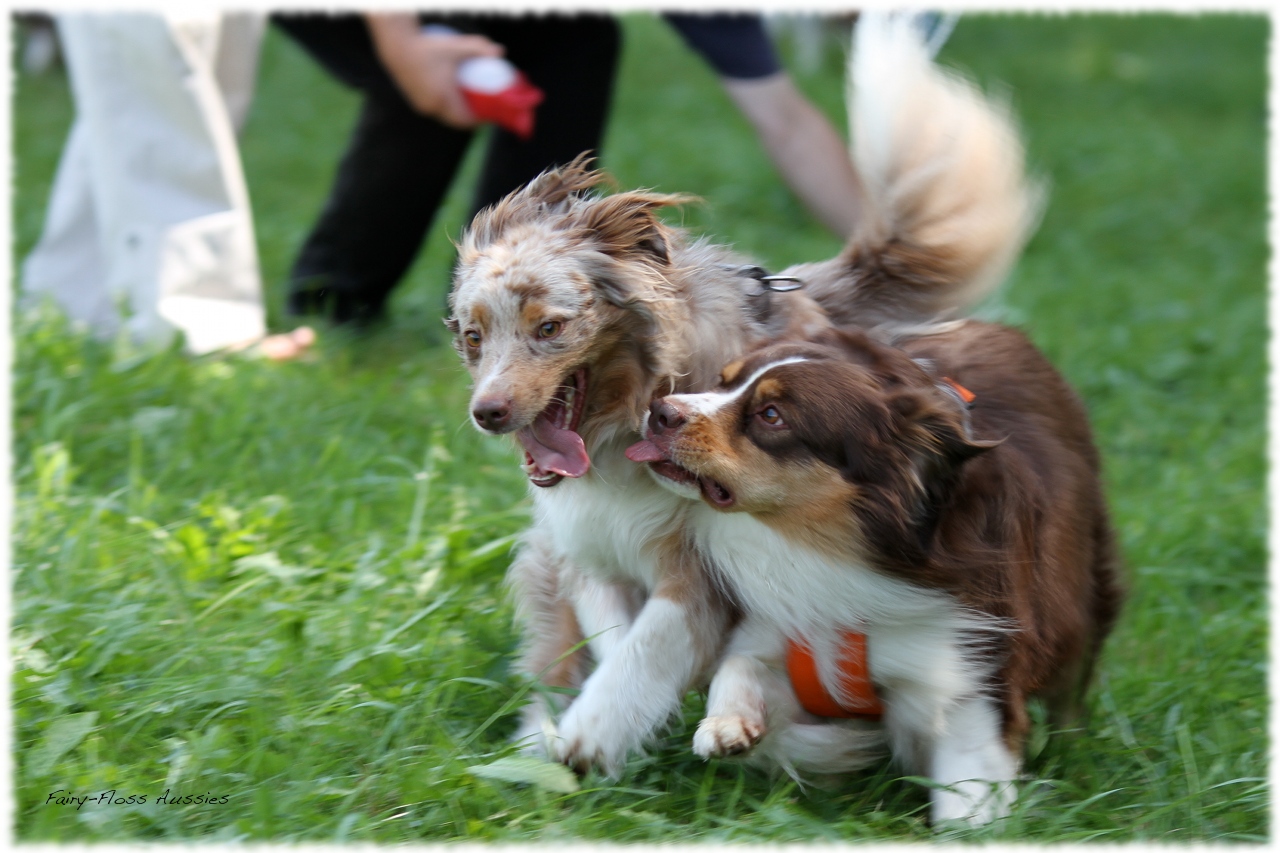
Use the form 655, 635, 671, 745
213, 12, 266, 134
22, 12, 267, 354
20, 118, 118, 330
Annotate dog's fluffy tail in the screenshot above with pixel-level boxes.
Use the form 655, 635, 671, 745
803, 13, 1043, 330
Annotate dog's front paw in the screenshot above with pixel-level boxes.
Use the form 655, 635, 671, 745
549, 704, 629, 777
693, 714, 765, 759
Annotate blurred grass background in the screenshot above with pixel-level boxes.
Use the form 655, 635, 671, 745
11, 13, 1267, 842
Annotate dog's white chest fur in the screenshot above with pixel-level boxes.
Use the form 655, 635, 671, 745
533, 444, 685, 591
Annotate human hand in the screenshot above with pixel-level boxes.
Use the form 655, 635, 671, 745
365, 14, 504, 129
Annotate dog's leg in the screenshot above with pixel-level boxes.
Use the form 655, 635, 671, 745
550, 546, 733, 776
927, 694, 1019, 826
694, 653, 768, 758
697, 654, 887, 772
754, 663, 886, 776
694, 616, 787, 759
697, 619, 885, 773
567, 572, 643, 665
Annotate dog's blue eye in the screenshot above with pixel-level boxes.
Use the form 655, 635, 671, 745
537, 321, 562, 339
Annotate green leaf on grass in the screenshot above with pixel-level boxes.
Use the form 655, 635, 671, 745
28, 711, 99, 777
457, 534, 520, 569
233, 551, 313, 584
467, 756, 580, 794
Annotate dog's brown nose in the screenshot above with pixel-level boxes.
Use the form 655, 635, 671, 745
648, 399, 687, 435
473, 399, 512, 431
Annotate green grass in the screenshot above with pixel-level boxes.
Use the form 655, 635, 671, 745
11, 13, 1267, 842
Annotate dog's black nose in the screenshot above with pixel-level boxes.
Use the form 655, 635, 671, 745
473, 400, 512, 431
649, 399, 686, 435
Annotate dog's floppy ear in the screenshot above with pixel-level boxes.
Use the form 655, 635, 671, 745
820, 389, 996, 491
576, 190, 695, 267
884, 386, 1002, 550
573, 189, 695, 316
815, 328, 996, 465
886, 389, 1001, 465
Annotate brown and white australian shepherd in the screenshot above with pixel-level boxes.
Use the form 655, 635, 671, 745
626, 322, 1123, 824
446, 15, 1041, 777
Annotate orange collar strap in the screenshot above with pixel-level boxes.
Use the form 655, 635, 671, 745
942, 376, 976, 406
786, 631, 883, 720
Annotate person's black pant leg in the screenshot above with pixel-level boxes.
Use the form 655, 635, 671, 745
289, 95, 473, 322
273, 14, 473, 322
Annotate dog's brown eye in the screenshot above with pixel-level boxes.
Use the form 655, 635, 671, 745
758, 405, 786, 427
464, 330, 481, 348
537, 321, 562, 340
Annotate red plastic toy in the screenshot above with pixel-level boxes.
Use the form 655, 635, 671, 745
457, 57, 544, 140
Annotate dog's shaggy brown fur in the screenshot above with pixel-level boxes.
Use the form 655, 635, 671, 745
446, 15, 1042, 774
634, 322, 1123, 823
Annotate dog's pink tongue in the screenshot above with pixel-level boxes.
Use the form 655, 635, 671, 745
624, 440, 667, 463
517, 416, 590, 478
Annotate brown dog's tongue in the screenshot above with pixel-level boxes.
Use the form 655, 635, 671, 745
624, 439, 666, 463
517, 413, 590, 478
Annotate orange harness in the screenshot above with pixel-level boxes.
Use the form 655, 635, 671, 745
786, 631, 883, 720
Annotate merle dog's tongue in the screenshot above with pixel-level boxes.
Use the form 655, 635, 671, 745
517, 414, 590, 478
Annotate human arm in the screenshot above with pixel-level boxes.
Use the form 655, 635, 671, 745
722, 71, 867, 238
665, 13, 867, 238
364, 13, 503, 128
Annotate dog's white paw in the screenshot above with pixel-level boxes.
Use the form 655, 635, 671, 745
549, 702, 629, 777
693, 714, 765, 759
